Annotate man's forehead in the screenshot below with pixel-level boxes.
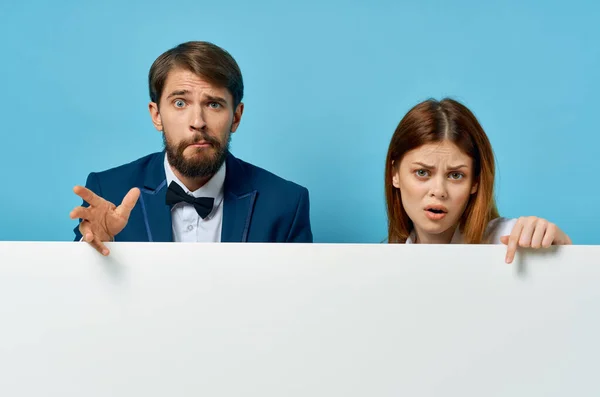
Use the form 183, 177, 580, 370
163, 68, 230, 97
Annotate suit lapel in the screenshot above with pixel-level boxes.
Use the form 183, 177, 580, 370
221, 153, 257, 242
139, 152, 173, 242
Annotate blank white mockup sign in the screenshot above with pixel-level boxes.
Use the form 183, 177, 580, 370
0, 242, 599, 397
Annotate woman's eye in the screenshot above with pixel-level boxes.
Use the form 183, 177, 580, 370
449, 172, 464, 180
415, 169, 429, 177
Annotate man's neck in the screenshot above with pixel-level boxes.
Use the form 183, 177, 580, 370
413, 225, 457, 244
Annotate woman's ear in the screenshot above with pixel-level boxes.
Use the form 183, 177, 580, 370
391, 160, 401, 188
392, 172, 401, 189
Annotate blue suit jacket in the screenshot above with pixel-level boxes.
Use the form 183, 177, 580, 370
73, 151, 313, 243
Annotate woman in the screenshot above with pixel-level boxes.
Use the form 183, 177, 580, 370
384, 98, 571, 263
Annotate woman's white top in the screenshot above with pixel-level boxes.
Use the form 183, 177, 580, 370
405, 217, 517, 244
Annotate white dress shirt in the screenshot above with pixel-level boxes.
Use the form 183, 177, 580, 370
405, 217, 518, 244
164, 154, 226, 242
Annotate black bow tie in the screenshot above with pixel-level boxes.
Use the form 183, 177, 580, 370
165, 181, 215, 219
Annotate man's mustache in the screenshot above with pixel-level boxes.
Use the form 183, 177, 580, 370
180, 133, 220, 148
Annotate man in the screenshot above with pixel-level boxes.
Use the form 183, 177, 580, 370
70, 41, 312, 255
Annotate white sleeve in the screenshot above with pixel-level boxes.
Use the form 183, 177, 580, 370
484, 217, 518, 244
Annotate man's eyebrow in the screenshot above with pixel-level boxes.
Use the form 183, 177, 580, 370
205, 94, 228, 104
166, 90, 191, 99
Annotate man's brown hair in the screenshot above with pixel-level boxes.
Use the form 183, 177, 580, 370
148, 41, 244, 108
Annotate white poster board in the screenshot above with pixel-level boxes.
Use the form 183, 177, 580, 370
0, 242, 599, 396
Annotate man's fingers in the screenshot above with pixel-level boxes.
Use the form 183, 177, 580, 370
79, 221, 95, 244
80, 221, 110, 255
89, 237, 110, 256
73, 185, 105, 207
116, 188, 141, 218
70, 206, 91, 221
79, 219, 91, 238
83, 231, 110, 256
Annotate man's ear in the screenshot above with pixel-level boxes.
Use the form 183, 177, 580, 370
230, 102, 244, 133
149, 102, 162, 131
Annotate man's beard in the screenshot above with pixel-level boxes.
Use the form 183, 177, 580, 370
163, 130, 231, 179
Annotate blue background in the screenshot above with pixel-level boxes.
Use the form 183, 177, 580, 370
1, 0, 598, 243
